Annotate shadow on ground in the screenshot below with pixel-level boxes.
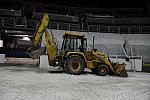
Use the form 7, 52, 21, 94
0, 63, 64, 74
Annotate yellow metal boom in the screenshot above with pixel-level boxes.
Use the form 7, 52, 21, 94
28, 13, 57, 65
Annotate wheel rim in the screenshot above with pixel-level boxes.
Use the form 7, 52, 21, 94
101, 69, 105, 73
99, 67, 107, 75
71, 61, 80, 71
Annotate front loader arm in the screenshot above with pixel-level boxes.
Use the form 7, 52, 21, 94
92, 52, 127, 77
92, 52, 116, 73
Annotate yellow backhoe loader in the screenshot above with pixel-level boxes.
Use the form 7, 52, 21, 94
28, 13, 128, 77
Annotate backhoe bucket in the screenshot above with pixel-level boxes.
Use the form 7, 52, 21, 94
114, 63, 128, 77
28, 47, 45, 59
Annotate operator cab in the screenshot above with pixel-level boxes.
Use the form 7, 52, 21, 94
61, 32, 87, 52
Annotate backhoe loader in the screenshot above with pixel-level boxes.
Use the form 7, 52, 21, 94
28, 13, 128, 77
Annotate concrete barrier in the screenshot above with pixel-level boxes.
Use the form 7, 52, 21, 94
110, 55, 142, 72
0, 54, 5, 63
39, 55, 62, 71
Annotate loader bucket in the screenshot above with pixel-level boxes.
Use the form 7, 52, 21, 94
28, 47, 45, 59
114, 63, 128, 77
118, 67, 128, 77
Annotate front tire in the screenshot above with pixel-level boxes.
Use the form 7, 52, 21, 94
66, 56, 85, 75
97, 64, 109, 76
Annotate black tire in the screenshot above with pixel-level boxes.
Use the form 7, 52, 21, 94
97, 64, 109, 76
66, 56, 85, 75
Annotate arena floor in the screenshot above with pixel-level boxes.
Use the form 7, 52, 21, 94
0, 58, 150, 100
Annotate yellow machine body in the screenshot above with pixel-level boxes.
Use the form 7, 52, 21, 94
28, 13, 128, 77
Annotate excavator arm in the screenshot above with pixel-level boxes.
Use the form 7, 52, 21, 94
28, 13, 57, 65
33, 13, 49, 47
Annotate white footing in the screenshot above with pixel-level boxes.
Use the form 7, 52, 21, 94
39, 55, 62, 71
0, 54, 5, 63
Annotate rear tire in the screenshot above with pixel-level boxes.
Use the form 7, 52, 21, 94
62, 60, 68, 73
66, 56, 85, 75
